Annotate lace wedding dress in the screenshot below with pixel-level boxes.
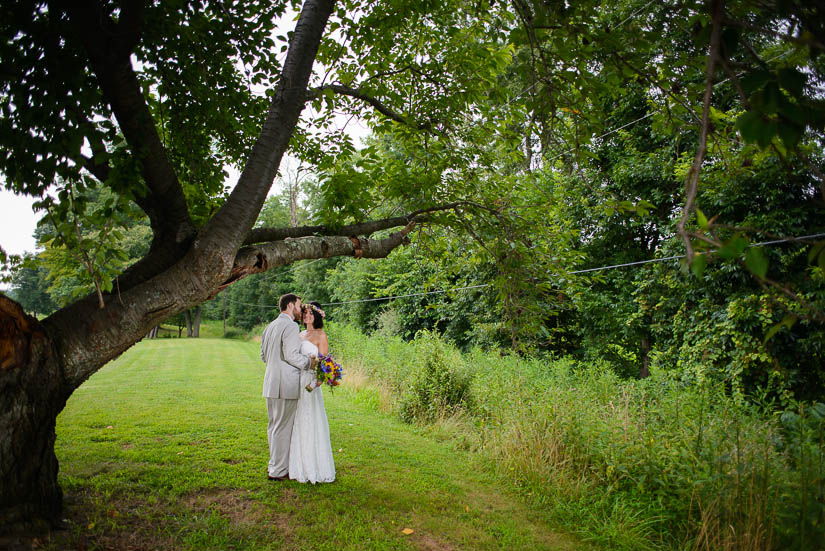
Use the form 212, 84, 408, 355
289, 336, 336, 483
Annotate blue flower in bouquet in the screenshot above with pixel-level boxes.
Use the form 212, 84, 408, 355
305, 353, 343, 392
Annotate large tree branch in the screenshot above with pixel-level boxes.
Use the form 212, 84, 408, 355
306, 84, 433, 131
244, 203, 463, 245
225, 222, 416, 289
199, 0, 335, 254
61, 0, 195, 247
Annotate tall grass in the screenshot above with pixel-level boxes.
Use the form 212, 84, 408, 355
327, 323, 825, 550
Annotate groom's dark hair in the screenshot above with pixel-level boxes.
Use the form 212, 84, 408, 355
279, 293, 300, 312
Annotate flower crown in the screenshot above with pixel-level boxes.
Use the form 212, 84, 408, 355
308, 304, 325, 318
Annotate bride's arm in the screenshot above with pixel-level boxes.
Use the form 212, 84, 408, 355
318, 332, 329, 356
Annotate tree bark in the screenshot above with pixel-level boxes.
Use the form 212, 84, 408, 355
639, 336, 651, 379
0, 296, 66, 530
193, 306, 201, 338
184, 310, 193, 338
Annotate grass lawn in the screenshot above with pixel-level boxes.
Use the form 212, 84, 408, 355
36, 338, 584, 550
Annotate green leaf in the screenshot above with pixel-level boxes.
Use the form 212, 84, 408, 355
763, 82, 782, 114
696, 208, 708, 230
807, 242, 825, 264
776, 122, 803, 150
735, 110, 772, 146
716, 235, 749, 260
745, 247, 768, 279
690, 253, 707, 278
764, 315, 796, 344
740, 69, 773, 95
777, 68, 807, 97
717, 242, 739, 260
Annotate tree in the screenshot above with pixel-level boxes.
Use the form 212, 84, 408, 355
0, 0, 511, 528
5, 255, 57, 318
3, 0, 824, 529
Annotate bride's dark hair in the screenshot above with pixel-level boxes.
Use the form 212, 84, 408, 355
307, 301, 325, 329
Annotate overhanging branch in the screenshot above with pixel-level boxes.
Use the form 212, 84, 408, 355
244, 203, 464, 245
200, 0, 336, 251
307, 84, 433, 131
64, 0, 195, 243
223, 222, 416, 290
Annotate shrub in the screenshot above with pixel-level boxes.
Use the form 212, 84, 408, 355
399, 331, 474, 423
327, 322, 825, 550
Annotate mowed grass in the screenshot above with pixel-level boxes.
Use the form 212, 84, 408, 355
43, 338, 583, 551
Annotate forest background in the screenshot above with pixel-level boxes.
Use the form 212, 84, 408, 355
3, 0, 825, 548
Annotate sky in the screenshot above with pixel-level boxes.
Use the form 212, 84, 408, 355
0, 189, 39, 257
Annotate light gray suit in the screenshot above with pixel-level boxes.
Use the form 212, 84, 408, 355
261, 313, 312, 477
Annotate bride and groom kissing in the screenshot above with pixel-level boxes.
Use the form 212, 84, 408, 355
261, 293, 335, 484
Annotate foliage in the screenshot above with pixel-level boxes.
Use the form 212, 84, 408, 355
398, 331, 474, 423
33, 184, 151, 307
2, 0, 824, 407
4, 254, 57, 317
331, 323, 825, 551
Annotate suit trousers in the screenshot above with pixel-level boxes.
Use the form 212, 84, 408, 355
267, 398, 298, 477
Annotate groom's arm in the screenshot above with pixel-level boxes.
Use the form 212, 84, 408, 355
260, 322, 272, 362
282, 322, 312, 370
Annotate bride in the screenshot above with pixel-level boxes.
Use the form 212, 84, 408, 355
289, 301, 336, 483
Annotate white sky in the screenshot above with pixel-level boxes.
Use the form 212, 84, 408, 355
0, 189, 40, 257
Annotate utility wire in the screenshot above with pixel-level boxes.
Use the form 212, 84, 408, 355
225, 232, 825, 309
541, 51, 791, 169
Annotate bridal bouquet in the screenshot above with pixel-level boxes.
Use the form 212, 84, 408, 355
305, 353, 343, 392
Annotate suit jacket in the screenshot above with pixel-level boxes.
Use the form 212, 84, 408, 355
261, 313, 312, 399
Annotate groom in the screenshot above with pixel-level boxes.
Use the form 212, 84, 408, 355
261, 293, 315, 480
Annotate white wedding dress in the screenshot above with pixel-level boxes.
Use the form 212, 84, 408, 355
289, 336, 336, 483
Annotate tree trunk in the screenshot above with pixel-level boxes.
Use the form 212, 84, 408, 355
0, 296, 66, 530
639, 336, 651, 378
192, 306, 201, 338
222, 292, 227, 336
184, 309, 193, 337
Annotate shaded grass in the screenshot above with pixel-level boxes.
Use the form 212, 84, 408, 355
40, 338, 583, 551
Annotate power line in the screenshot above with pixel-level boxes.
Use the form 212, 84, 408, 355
322, 283, 491, 306
226, 231, 825, 309
614, 0, 658, 30
540, 52, 791, 170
